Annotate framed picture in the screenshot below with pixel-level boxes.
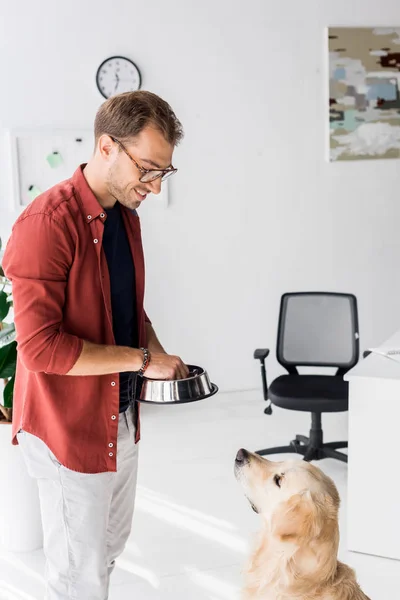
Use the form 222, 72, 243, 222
328, 27, 400, 161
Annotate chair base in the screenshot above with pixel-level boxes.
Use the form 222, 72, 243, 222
255, 413, 348, 463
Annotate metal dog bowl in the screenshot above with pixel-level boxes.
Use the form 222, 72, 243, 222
136, 365, 218, 405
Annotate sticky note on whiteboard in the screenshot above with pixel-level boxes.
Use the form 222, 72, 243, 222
46, 151, 63, 168
27, 185, 42, 202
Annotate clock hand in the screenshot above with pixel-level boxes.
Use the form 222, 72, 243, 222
114, 72, 120, 92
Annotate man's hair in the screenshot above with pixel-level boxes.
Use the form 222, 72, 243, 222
94, 90, 184, 146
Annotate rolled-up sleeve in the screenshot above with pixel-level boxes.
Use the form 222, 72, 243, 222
2, 213, 83, 375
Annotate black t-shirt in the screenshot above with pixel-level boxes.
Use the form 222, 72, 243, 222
102, 202, 138, 412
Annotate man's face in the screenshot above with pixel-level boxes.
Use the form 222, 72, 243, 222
105, 126, 174, 210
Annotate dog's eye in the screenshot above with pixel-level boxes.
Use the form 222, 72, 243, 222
274, 474, 282, 488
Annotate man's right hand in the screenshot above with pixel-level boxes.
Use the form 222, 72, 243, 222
145, 352, 189, 380
66, 342, 190, 379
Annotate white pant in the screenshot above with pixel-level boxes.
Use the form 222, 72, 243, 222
17, 404, 139, 600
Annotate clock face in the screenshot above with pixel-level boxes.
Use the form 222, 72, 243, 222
96, 56, 142, 99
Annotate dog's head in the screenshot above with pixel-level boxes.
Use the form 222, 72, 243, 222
234, 449, 340, 545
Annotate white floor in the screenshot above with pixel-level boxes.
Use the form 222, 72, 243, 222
0, 390, 399, 599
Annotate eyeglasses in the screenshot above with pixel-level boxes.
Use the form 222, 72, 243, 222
110, 136, 177, 183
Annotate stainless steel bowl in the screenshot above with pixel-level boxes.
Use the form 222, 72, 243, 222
137, 365, 218, 404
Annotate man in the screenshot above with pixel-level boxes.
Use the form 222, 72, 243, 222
3, 90, 189, 599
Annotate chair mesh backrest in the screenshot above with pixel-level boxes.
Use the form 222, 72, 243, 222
277, 293, 359, 369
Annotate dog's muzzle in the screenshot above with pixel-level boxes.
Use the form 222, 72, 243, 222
235, 448, 250, 467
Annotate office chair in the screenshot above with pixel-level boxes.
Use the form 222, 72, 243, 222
254, 292, 360, 463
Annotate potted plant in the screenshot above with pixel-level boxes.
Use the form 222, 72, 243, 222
0, 236, 17, 422
0, 236, 43, 552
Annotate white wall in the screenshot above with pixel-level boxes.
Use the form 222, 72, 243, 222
1, 0, 400, 392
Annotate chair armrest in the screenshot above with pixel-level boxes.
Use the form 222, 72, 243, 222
254, 348, 270, 361
253, 348, 271, 411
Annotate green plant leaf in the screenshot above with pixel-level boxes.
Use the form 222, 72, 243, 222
0, 291, 9, 321
3, 375, 15, 408
0, 341, 17, 379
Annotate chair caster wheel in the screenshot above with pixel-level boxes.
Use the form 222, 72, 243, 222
264, 405, 272, 415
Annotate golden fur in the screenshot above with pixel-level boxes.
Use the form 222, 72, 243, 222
234, 450, 370, 600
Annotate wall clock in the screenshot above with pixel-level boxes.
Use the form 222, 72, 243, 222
96, 56, 142, 99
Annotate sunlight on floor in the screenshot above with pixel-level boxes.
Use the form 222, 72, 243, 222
135, 487, 247, 554
184, 565, 240, 600
137, 487, 237, 531
0, 581, 38, 600
0, 552, 44, 583
116, 556, 160, 589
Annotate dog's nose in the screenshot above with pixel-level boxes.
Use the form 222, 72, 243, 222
235, 448, 249, 465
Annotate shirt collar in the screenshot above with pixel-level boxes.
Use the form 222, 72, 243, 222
72, 164, 107, 225
72, 165, 139, 222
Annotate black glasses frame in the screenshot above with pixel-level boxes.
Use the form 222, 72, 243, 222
110, 136, 177, 183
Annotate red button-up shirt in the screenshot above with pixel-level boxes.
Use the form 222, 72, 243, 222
3, 166, 150, 473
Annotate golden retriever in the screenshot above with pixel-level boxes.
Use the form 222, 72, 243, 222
234, 449, 370, 600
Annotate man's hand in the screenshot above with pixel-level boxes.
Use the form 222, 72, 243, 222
145, 352, 189, 380
143, 322, 188, 379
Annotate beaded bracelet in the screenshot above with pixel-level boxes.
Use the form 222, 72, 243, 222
138, 347, 151, 377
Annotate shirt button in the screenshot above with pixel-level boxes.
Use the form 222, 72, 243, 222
93, 238, 99, 244
87, 215, 92, 220
111, 415, 116, 420
100, 213, 105, 218
109, 452, 114, 457
111, 381, 116, 387
108, 443, 114, 448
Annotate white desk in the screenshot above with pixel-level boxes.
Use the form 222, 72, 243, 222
345, 329, 400, 561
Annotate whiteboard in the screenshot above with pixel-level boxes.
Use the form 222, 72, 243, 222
8, 130, 94, 207
7, 129, 169, 209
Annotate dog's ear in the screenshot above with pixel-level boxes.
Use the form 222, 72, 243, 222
271, 491, 325, 543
